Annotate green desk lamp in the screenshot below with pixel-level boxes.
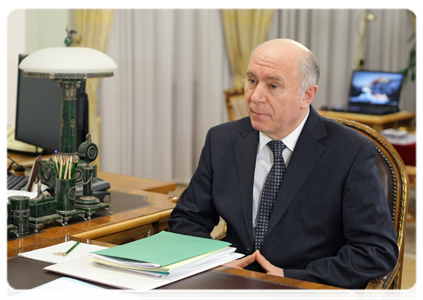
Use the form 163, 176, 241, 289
19, 28, 117, 225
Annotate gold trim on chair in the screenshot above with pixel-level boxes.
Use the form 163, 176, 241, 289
330, 117, 409, 289
225, 88, 246, 121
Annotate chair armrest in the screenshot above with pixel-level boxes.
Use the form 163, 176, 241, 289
212, 222, 227, 240
363, 261, 401, 300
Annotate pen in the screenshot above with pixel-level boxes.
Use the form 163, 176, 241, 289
65, 240, 81, 256
54, 240, 81, 257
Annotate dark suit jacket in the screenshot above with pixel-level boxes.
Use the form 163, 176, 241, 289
169, 106, 398, 289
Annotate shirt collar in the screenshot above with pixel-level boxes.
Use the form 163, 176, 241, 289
258, 109, 310, 153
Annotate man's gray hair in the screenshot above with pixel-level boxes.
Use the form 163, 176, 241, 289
298, 50, 320, 94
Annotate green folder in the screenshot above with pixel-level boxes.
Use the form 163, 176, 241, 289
91, 231, 231, 267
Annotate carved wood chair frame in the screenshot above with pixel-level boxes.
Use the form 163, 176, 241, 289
331, 118, 409, 289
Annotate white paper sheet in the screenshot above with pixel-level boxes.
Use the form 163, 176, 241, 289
18, 241, 107, 264
8, 277, 142, 299
44, 252, 244, 291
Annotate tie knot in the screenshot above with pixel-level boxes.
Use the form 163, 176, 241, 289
267, 140, 286, 158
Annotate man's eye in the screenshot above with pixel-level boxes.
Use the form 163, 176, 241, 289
270, 84, 277, 89
248, 78, 257, 84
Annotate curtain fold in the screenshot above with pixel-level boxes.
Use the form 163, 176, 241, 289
98, 10, 231, 183
409, 8, 420, 39
222, 9, 275, 90
73, 9, 114, 169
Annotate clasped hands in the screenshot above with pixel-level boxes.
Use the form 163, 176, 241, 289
223, 250, 284, 277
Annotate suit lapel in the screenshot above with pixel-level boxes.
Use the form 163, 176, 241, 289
234, 120, 259, 245
266, 107, 327, 238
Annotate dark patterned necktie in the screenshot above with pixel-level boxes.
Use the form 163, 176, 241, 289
255, 140, 287, 251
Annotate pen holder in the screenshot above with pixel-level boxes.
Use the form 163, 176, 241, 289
55, 178, 76, 211
8, 195, 30, 236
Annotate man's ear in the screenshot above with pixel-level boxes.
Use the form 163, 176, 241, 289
301, 85, 318, 108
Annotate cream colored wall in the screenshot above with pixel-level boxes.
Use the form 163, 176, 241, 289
25, 10, 73, 53
7, 9, 72, 126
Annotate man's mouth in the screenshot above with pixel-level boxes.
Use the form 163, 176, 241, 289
251, 110, 268, 118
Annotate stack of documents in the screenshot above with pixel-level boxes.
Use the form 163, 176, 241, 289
89, 231, 235, 277
44, 231, 243, 290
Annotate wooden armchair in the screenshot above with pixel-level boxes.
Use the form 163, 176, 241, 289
225, 88, 247, 121
332, 118, 409, 289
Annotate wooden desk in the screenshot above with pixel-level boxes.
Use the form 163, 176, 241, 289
7, 190, 177, 252
318, 110, 416, 132
7, 151, 49, 168
97, 171, 175, 194
214, 266, 359, 300
8, 236, 342, 290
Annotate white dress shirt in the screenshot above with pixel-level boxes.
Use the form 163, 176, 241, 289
252, 110, 310, 231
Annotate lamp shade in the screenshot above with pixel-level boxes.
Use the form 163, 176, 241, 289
19, 47, 117, 78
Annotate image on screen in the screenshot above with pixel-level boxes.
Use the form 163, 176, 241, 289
348, 71, 404, 106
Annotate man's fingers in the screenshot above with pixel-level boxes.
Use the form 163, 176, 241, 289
256, 250, 284, 277
223, 252, 256, 269
255, 250, 272, 272
237, 252, 257, 268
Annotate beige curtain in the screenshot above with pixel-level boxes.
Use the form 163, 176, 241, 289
410, 8, 420, 39
73, 9, 114, 169
222, 9, 275, 90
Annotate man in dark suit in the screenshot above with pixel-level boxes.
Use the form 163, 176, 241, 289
168, 39, 398, 289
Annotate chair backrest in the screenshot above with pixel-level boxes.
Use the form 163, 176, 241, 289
225, 88, 247, 121
331, 117, 409, 289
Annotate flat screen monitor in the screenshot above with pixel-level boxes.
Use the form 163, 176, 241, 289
15, 54, 89, 154
348, 70, 404, 107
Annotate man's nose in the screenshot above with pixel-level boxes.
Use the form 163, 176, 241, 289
250, 84, 266, 103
